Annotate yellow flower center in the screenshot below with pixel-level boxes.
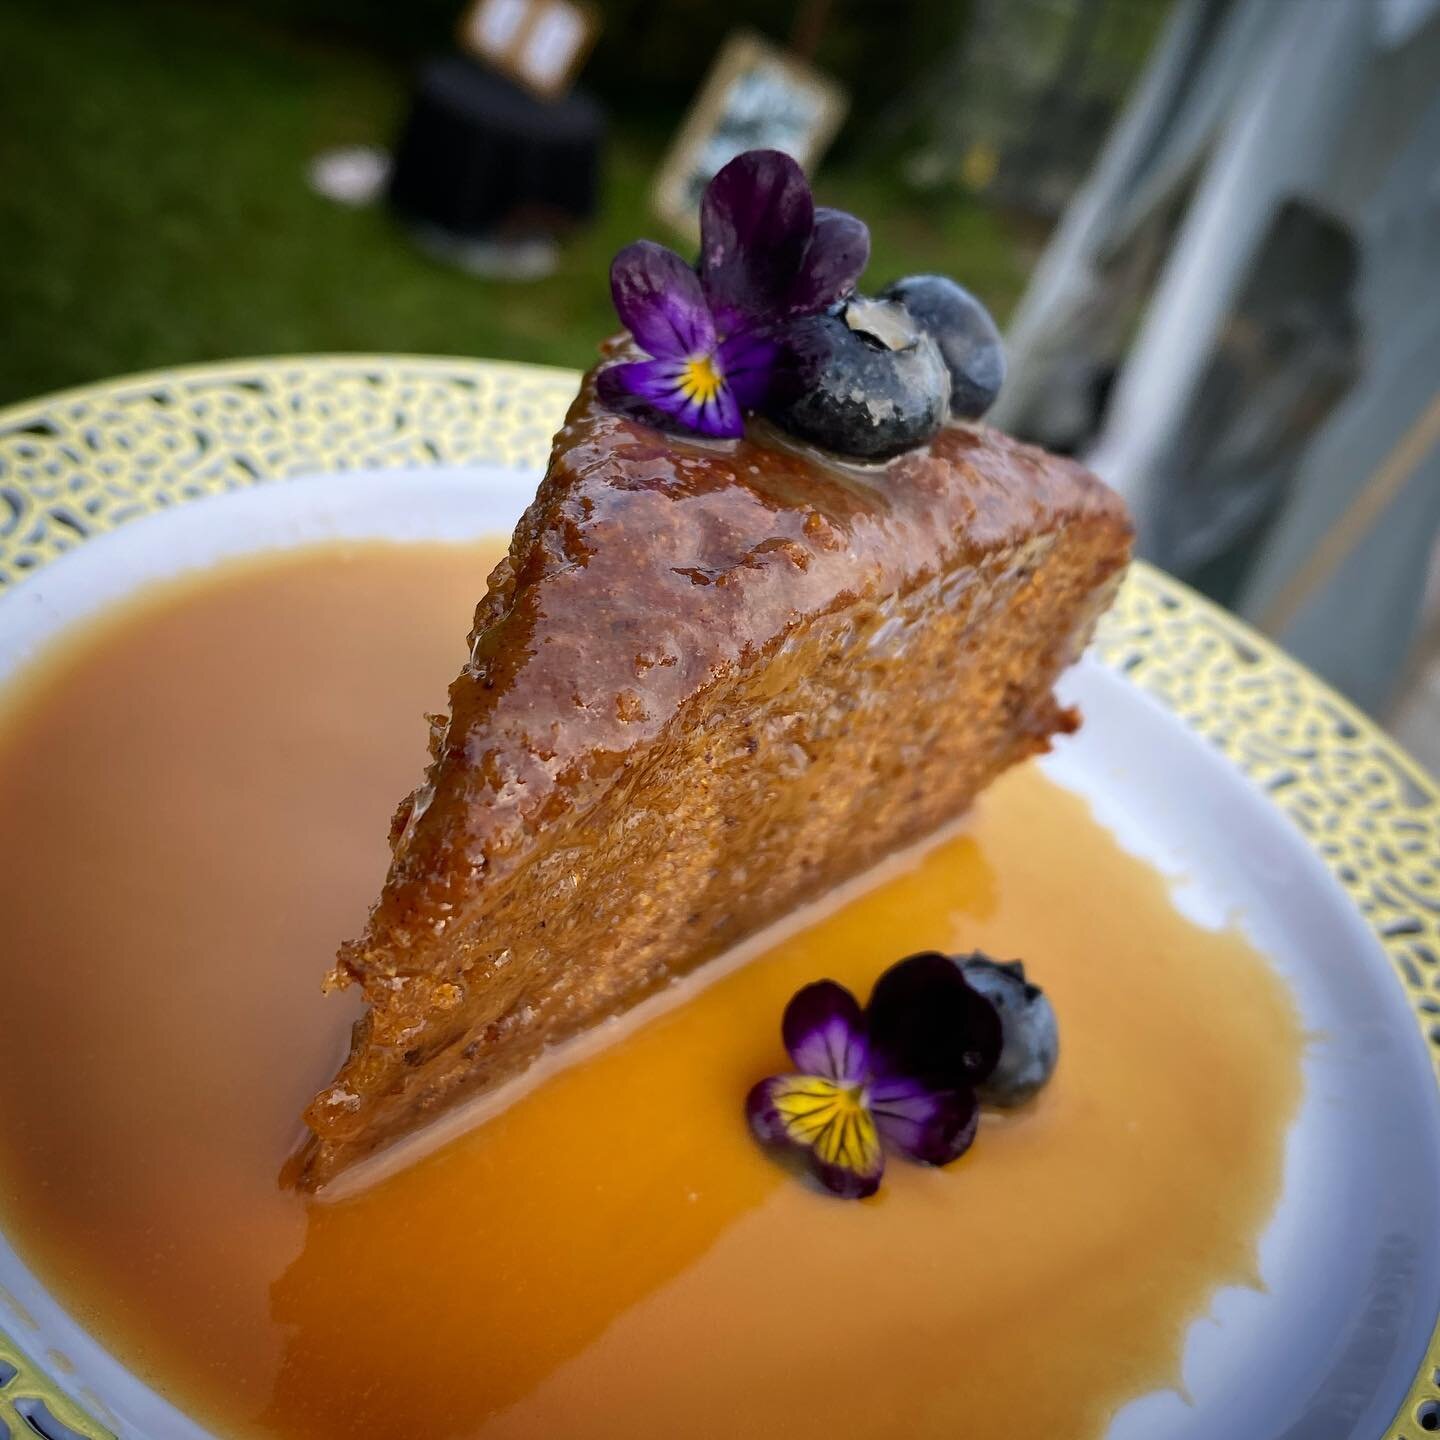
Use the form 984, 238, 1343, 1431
678, 352, 724, 406
770, 1075, 881, 1175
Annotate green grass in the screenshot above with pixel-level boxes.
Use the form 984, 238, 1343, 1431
0, 0, 1029, 408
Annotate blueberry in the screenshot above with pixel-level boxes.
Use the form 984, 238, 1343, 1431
882, 275, 1005, 420
766, 297, 950, 461
958, 954, 1058, 1106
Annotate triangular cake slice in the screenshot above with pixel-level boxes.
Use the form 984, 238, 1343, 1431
294, 361, 1130, 1187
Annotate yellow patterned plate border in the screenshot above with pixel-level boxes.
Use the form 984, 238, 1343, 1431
0, 355, 1437, 1440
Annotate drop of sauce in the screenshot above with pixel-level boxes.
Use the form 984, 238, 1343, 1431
0, 540, 1303, 1440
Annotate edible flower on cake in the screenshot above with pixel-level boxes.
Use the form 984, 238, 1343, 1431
598, 149, 869, 438
597, 147, 1009, 461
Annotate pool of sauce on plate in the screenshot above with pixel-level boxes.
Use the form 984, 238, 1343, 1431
0, 540, 1303, 1440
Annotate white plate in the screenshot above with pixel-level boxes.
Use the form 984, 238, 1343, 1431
0, 464, 1437, 1440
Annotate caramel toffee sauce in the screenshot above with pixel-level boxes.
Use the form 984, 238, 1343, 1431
0, 541, 1302, 1439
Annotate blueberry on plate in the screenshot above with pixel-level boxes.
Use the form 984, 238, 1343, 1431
766, 296, 951, 461
958, 953, 1058, 1106
881, 275, 1005, 421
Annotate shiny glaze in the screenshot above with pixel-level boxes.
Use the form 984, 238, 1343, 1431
377, 363, 1125, 926
0, 539, 1301, 1440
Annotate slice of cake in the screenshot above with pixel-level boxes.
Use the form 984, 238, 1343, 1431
293, 152, 1131, 1188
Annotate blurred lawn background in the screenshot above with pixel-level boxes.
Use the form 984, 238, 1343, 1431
0, 0, 1167, 406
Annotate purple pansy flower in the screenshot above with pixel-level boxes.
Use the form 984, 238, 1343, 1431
746, 956, 1002, 1200
600, 149, 870, 439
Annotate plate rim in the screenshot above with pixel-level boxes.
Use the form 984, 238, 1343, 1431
0, 354, 1437, 1440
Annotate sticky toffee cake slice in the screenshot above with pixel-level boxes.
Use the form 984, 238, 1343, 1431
293, 148, 1130, 1187
294, 365, 1130, 1187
